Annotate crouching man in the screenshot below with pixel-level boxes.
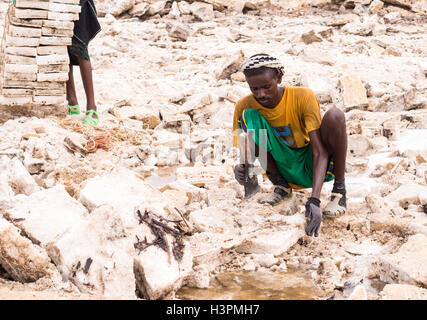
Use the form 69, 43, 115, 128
233, 54, 348, 237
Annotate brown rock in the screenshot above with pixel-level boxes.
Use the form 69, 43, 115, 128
383, 47, 401, 56
214, 50, 244, 80
319, 28, 333, 40
301, 30, 323, 44
339, 74, 369, 110
326, 14, 359, 26
382, 0, 412, 10
166, 22, 191, 41
368, 0, 384, 14
129, 3, 149, 17
190, 2, 215, 21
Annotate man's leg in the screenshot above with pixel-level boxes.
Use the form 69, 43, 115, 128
66, 64, 78, 107
77, 56, 97, 116
319, 107, 348, 216
255, 144, 292, 205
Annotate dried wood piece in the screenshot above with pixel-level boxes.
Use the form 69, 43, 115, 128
83, 258, 93, 274
172, 237, 185, 262
134, 210, 185, 262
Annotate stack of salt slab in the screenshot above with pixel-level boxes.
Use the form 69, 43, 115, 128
0, 0, 80, 109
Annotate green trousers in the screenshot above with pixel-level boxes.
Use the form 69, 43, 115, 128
238, 108, 334, 189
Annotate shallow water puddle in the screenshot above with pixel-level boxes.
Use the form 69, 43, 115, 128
176, 270, 322, 300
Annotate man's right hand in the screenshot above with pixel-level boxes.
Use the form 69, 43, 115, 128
305, 197, 322, 237
234, 164, 246, 184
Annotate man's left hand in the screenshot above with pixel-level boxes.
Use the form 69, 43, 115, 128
305, 197, 321, 237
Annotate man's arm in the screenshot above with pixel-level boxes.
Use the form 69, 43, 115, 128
308, 129, 328, 199
300, 89, 327, 196
303, 129, 329, 237
300, 89, 327, 237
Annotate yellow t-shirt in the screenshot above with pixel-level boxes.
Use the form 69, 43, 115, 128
233, 87, 322, 148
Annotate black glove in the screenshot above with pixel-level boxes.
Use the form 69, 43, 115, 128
234, 164, 245, 184
305, 197, 321, 237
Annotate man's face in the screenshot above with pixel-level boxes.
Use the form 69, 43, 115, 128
245, 70, 282, 108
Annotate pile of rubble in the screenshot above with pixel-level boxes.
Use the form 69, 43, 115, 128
0, 0, 426, 300
96, 0, 427, 19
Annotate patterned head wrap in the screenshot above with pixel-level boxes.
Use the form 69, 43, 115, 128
241, 54, 285, 76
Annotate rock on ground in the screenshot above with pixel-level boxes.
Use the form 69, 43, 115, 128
0, 217, 58, 283
380, 284, 427, 300
134, 239, 193, 300
0, 156, 40, 196
235, 226, 305, 255
78, 167, 164, 222
2, 185, 89, 245
45, 205, 136, 298
375, 234, 427, 287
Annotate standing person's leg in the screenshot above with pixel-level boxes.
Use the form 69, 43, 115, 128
77, 56, 99, 125
319, 107, 348, 216
77, 56, 97, 113
66, 47, 81, 115
66, 64, 78, 106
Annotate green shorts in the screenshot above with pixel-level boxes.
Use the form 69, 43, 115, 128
238, 108, 334, 189
67, 45, 90, 66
